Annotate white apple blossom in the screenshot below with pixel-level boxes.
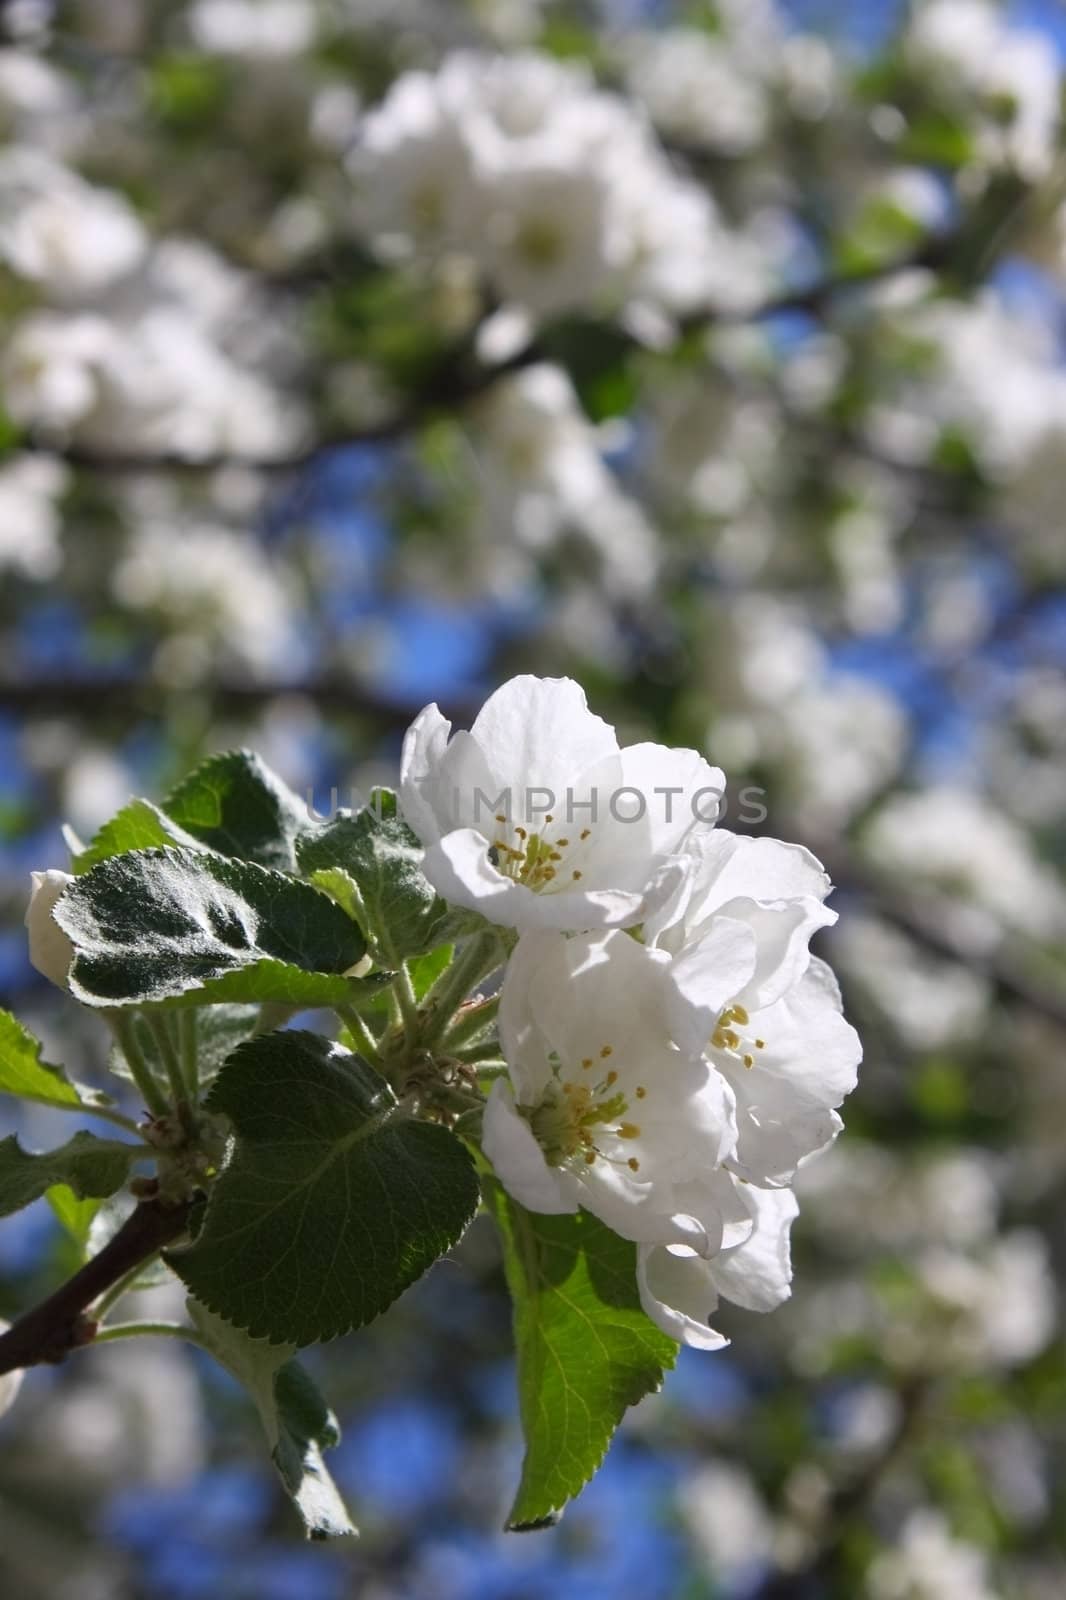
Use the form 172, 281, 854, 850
187, 0, 316, 56
905, 0, 1059, 179
25, 867, 75, 989
867, 1510, 1002, 1600
2, 304, 299, 460
645, 831, 861, 1185
0, 454, 66, 579
864, 788, 1066, 945
348, 49, 755, 323
469, 365, 659, 599
0, 147, 145, 298
400, 674, 725, 931
637, 1184, 799, 1349
111, 518, 301, 679
483, 928, 737, 1243
620, 28, 770, 156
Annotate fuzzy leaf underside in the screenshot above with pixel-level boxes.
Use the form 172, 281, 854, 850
54, 846, 366, 1008
188, 1300, 355, 1539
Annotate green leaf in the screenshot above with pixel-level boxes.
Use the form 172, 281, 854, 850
46, 1184, 104, 1251
73, 798, 205, 875
485, 1181, 678, 1530
163, 750, 309, 872
109, 1004, 260, 1090
54, 847, 366, 1009
296, 790, 448, 963
171, 1030, 479, 1345
187, 1300, 356, 1540
0, 1131, 137, 1218
0, 1008, 81, 1109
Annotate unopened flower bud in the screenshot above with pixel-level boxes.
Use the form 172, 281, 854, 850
25, 869, 75, 991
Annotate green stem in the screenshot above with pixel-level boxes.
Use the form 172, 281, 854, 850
441, 993, 499, 1053
420, 932, 503, 1051
93, 1255, 159, 1321
49, 1099, 145, 1137
394, 964, 420, 1032
145, 1011, 195, 1131
178, 1008, 199, 1099
94, 1320, 208, 1349
110, 1013, 169, 1119
336, 1004, 382, 1065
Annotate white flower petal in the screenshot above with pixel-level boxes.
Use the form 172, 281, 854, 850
664, 914, 758, 1053
726, 895, 837, 1013
690, 833, 831, 914
399, 702, 453, 844
425, 829, 644, 929
637, 1243, 729, 1350
469, 675, 618, 800
709, 1185, 799, 1312
482, 1079, 577, 1215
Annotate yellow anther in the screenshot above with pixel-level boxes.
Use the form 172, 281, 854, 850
605, 1069, 618, 1086
580, 828, 591, 839
618, 1123, 641, 1140
495, 813, 507, 823
581, 1057, 593, 1069
731, 1005, 750, 1025
627, 1157, 640, 1172
584, 1149, 596, 1164
600, 1044, 613, 1058
743, 1054, 754, 1069
755, 1038, 765, 1049
572, 869, 583, 880
545, 813, 554, 823
556, 838, 569, 847
515, 826, 527, 840
635, 1086, 646, 1099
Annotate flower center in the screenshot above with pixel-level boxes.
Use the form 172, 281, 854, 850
711, 1003, 766, 1070
489, 814, 593, 893
525, 1044, 646, 1173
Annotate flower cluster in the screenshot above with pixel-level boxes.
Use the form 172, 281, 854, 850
401, 675, 861, 1348
349, 49, 770, 324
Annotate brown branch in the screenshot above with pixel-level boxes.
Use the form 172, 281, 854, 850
0, 1197, 193, 1377
10, 237, 952, 478
0, 673, 445, 725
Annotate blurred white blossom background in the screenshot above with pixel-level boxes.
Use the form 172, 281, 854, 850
0, 2, 1065, 1598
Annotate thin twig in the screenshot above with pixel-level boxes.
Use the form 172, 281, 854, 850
0, 1197, 193, 1377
